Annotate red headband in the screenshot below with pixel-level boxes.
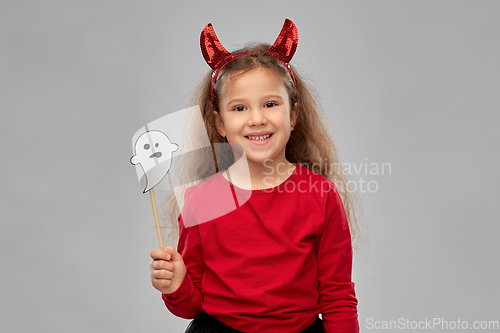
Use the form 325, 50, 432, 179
200, 18, 299, 109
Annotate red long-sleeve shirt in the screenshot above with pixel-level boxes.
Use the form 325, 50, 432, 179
162, 163, 359, 332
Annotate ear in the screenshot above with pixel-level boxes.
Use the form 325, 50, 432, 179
290, 103, 299, 131
213, 111, 226, 137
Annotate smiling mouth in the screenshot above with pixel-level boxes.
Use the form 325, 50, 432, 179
245, 133, 273, 141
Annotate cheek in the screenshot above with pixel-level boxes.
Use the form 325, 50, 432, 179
275, 108, 293, 126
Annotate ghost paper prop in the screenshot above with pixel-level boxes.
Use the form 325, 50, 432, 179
130, 105, 206, 194
130, 105, 253, 232
131, 130, 178, 193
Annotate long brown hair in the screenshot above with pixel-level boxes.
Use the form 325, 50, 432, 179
161, 43, 363, 248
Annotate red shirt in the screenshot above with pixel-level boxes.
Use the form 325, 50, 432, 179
162, 163, 359, 333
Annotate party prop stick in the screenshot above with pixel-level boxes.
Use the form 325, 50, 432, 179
149, 189, 164, 250
131, 130, 178, 250
130, 106, 205, 251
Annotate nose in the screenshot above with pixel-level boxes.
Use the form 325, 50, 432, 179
247, 107, 267, 126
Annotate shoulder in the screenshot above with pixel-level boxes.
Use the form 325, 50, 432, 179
184, 172, 224, 198
181, 172, 240, 216
179, 172, 229, 227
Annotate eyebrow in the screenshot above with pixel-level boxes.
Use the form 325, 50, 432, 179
225, 95, 284, 107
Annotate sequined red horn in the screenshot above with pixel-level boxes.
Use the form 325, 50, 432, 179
201, 19, 299, 108
200, 23, 233, 70
267, 18, 299, 64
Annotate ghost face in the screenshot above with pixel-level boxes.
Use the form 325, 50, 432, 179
131, 130, 178, 192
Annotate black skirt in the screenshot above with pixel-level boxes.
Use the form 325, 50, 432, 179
185, 310, 325, 333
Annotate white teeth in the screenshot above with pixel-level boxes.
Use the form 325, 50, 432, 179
247, 134, 271, 141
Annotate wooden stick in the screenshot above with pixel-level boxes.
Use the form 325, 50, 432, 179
149, 188, 164, 250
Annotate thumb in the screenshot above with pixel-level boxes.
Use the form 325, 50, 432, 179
165, 246, 183, 262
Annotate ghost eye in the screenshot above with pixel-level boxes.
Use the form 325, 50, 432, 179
144, 144, 150, 150
155, 143, 159, 148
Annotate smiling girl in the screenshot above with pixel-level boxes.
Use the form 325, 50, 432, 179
150, 19, 361, 333
214, 66, 298, 190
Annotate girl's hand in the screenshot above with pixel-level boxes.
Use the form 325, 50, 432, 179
150, 247, 187, 295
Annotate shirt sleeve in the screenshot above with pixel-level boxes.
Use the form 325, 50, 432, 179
161, 189, 205, 319
315, 182, 359, 333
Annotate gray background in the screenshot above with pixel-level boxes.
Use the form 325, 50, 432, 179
1, 1, 499, 332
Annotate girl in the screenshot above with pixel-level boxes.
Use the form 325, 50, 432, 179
150, 19, 361, 333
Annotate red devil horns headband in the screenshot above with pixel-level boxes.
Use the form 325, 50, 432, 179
200, 18, 299, 109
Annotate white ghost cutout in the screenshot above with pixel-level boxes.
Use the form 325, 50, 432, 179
130, 130, 179, 193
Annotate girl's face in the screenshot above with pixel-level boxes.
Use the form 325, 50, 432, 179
214, 67, 298, 166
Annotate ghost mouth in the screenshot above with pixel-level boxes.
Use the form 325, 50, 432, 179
150, 152, 162, 158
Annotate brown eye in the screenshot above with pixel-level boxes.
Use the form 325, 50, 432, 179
264, 102, 277, 108
233, 105, 246, 112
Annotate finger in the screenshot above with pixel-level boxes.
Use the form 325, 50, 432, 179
154, 269, 174, 280
153, 260, 174, 271
156, 279, 172, 289
165, 246, 183, 262
150, 248, 168, 261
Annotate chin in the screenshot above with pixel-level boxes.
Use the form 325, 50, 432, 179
245, 157, 268, 165
241, 154, 266, 163
246, 155, 281, 165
